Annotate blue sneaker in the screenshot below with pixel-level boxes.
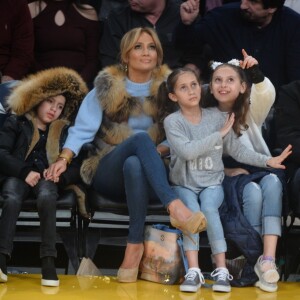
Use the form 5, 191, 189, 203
180, 268, 205, 293
211, 268, 233, 293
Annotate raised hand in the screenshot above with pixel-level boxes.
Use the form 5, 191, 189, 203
180, 0, 200, 25
220, 113, 235, 138
266, 144, 292, 169
239, 49, 259, 69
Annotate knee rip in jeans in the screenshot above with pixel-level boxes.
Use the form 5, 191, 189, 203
246, 182, 260, 191
269, 173, 279, 182
206, 185, 221, 190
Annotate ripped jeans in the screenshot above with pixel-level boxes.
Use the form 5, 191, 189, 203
242, 174, 282, 237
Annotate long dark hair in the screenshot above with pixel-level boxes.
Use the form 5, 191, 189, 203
201, 63, 251, 137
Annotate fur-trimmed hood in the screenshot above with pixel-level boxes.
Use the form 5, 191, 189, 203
7, 67, 88, 123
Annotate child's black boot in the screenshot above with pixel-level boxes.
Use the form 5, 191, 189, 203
41, 256, 59, 287
0, 253, 7, 283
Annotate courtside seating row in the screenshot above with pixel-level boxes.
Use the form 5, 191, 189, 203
0, 82, 299, 279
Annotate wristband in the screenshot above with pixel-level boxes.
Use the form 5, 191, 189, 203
57, 154, 72, 165
245, 64, 264, 84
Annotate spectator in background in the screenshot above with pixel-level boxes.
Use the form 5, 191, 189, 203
99, 0, 188, 69
284, 0, 300, 14
176, 0, 300, 90
88, 0, 128, 21
28, 0, 100, 88
276, 80, 300, 220
0, 0, 34, 83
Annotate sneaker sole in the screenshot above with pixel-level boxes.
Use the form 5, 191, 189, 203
212, 284, 231, 293
255, 280, 278, 293
180, 283, 201, 293
41, 278, 60, 287
0, 269, 7, 283
254, 265, 279, 284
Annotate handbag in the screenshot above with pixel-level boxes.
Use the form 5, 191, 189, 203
139, 224, 188, 285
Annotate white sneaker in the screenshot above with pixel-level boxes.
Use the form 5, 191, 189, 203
254, 256, 279, 292
254, 256, 280, 283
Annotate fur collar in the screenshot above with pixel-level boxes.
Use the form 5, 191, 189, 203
94, 64, 171, 119
80, 64, 171, 185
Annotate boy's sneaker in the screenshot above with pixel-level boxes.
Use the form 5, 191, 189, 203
41, 257, 59, 287
254, 256, 279, 292
180, 268, 205, 293
211, 267, 233, 293
0, 254, 7, 283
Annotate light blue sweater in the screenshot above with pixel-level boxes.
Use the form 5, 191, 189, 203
63, 79, 154, 156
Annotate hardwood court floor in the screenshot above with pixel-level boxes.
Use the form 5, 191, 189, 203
0, 275, 299, 300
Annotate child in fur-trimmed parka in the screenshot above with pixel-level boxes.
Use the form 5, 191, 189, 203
0, 67, 88, 287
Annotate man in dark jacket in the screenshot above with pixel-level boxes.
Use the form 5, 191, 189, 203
276, 80, 300, 216
176, 0, 300, 89
99, 0, 187, 69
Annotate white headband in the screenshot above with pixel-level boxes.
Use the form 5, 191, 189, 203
211, 59, 240, 70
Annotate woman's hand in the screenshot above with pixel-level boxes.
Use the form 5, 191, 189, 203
25, 171, 41, 187
220, 113, 234, 138
266, 144, 292, 169
224, 168, 250, 177
44, 159, 67, 181
157, 144, 170, 158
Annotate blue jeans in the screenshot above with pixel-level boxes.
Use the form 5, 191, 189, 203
92, 132, 178, 243
0, 177, 58, 258
242, 174, 282, 237
173, 185, 226, 255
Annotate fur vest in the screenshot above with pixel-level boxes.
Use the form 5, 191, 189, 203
80, 64, 171, 185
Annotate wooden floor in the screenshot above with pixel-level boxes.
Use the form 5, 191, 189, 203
0, 274, 299, 300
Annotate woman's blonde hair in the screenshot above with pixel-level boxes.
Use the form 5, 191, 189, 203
120, 27, 163, 66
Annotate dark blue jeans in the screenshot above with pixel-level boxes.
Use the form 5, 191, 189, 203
92, 132, 177, 243
0, 177, 58, 258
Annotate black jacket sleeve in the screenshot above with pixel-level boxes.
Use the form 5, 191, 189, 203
276, 80, 300, 165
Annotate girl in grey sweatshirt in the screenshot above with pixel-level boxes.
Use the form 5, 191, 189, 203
160, 67, 291, 293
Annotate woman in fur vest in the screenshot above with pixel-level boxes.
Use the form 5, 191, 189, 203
46, 27, 206, 283
0, 67, 88, 286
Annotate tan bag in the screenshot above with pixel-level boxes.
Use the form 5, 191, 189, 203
139, 224, 187, 285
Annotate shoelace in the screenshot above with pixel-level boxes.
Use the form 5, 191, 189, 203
211, 268, 233, 281
185, 270, 205, 284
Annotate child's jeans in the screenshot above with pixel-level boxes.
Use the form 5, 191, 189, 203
173, 185, 226, 255
0, 177, 58, 258
242, 173, 282, 237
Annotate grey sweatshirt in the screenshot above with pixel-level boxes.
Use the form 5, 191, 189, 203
164, 107, 271, 192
